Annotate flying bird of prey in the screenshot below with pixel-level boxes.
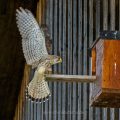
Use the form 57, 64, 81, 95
16, 7, 62, 102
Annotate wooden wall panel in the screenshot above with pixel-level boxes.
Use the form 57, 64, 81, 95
44, 0, 120, 120
16, 0, 120, 120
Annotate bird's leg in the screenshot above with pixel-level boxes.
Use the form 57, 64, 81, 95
45, 66, 52, 74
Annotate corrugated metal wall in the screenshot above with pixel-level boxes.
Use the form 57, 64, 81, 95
22, 0, 120, 120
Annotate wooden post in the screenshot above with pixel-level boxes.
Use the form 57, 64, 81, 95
13, 65, 31, 120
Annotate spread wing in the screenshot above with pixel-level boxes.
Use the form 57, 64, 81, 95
16, 7, 48, 67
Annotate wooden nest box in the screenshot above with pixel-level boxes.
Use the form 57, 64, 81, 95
90, 31, 120, 108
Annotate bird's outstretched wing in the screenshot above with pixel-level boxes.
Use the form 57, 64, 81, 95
16, 7, 62, 102
16, 7, 48, 67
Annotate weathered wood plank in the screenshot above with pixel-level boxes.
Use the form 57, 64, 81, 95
37, 0, 42, 24
96, 0, 100, 38
48, 0, 54, 120
95, 0, 101, 119
110, 0, 115, 30
77, 0, 83, 119
36, 103, 40, 120
33, 102, 36, 120
41, 0, 46, 24
83, 0, 88, 119
72, 0, 77, 119
45, 0, 49, 26
57, 0, 62, 120
44, 0, 49, 119
102, 0, 109, 120
41, 102, 44, 120
89, 0, 94, 119
103, 0, 108, 30
67, 0, 72, 119
61, 0, 67, 120
53, 0, 58, 119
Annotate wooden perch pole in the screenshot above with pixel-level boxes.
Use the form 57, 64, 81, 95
45, 74, 96, 83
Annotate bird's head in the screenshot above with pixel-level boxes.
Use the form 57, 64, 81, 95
48, 55, 62, 65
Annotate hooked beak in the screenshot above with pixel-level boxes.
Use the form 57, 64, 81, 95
59, 57, 62, 63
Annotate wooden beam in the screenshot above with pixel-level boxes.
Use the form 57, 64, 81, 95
13, 64, 31, 120
45, 74, 96, 83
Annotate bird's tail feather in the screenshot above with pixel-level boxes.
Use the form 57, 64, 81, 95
25, 70, 51, 102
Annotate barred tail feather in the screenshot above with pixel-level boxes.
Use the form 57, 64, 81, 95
26, 68, 51, 102
26, 79, 51, 102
